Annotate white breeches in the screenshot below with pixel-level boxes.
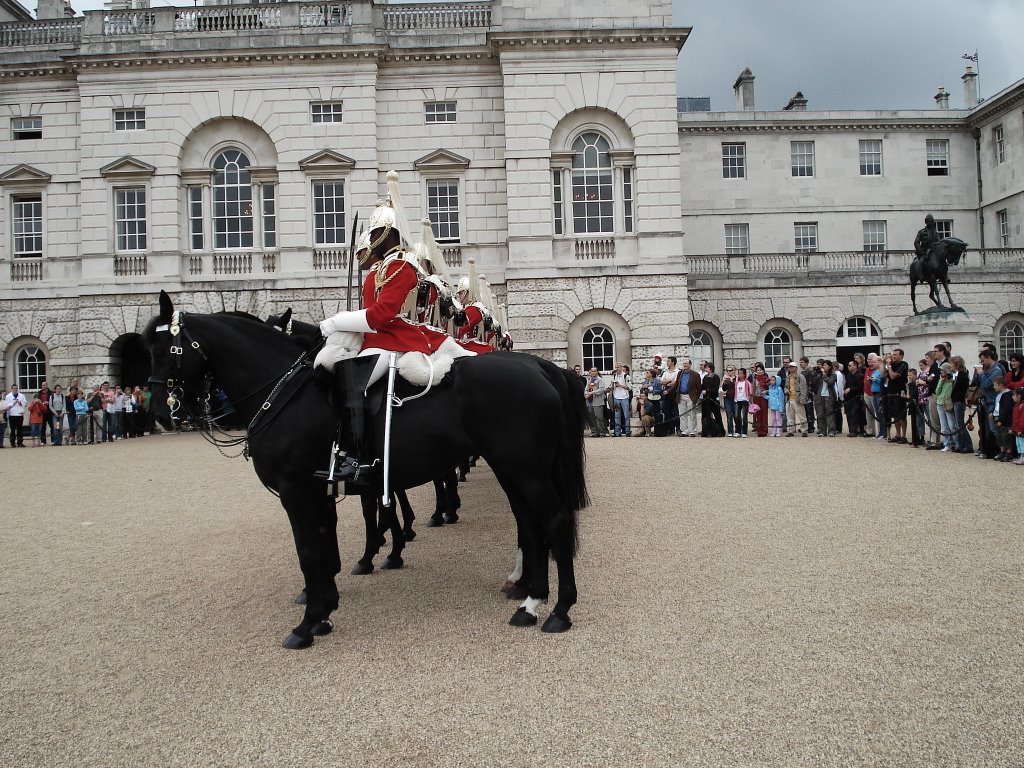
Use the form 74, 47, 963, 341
359, 348, 403, 390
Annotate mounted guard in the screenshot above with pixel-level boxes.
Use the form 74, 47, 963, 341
453, 258, 496, 354
315, 172, 461, 489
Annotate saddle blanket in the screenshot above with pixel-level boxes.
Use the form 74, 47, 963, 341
314, 331, 475, 386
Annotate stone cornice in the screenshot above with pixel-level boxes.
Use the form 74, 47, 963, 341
490, 28, 689, 52
678, 117, 971, 135
380, 47, 495, 63
966, 86, 1024, 127
59, 46, 385, 74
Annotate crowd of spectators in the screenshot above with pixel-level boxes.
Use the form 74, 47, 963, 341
575, 342, 1024, 465
1, 379, 153, 448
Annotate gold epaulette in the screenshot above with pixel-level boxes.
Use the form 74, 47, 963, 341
374, 254, 407, 293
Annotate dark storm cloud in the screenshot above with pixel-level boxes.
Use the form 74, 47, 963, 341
674, 0, 1024, 111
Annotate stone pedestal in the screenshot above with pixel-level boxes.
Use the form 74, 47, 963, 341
895, 309, 982, 365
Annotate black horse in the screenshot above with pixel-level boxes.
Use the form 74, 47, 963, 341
266, 308, 463, 530
909, 236, 968, 314
147, 292, 588, 648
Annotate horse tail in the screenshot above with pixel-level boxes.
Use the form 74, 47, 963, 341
538, 361, 589, 558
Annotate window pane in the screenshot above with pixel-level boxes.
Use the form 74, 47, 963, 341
313, 181, 345, 245
862, 220, 887, 252
794, 222, 817, 253
13, 195, 43, 257
212, 150, 253, 249
16, 345, 47, 391
926, 139, 949, 176
115, 187, 147, 251
311, 102, 343, 123
725, 223, 749, 255
859, 139, 882, 175
571, 133, 614, 234
427, 180, 460, 242
722, 143, 746, 179
791, 141, 814, 177
425, 101, 457, 123
999, 321, 1024, 357
582, 326, 615, 373
763, 329, 792, 371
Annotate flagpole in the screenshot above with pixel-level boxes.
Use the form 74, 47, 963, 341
975, 49, 981, 101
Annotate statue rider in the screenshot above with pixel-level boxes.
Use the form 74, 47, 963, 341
315, 197, 451, 487
914, 214, 939, 263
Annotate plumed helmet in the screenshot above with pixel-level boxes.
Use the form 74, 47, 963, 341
368, 198, 397, 240
354, 228, 371, 253
457, 275, 472, 294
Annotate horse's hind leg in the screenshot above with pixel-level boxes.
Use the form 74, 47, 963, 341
311, 495, 341, 636
380, 495, 406, 570
428, 478, 446, 527
443, 470, 461, 524
942, 279, 956, 308
395, 489, 416, 541
352, 492, 380, 575
910, 280, 919, 314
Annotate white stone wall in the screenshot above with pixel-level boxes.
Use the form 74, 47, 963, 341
679, 115, 981, 254
498, 0, 673, 30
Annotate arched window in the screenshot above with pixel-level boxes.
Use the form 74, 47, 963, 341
689, 330, 713, 368
582, 326, 615, 373
213, 149, 254, 249
999, 320, 1024, 357
16, 345, 46, 391
571, 133, 614, 234
763, 328, 792, 371
837, 317, 880, 339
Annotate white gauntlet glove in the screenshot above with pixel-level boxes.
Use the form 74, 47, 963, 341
320, 309, 373, 337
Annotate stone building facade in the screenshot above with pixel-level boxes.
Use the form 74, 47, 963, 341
0, 0, 1021, 390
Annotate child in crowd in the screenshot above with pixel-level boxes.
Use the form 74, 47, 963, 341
1011, 387, 1024, 466
767, 373, 785, 437
73, 393, 90, 445
992, 376, 1014, 462
27, 393, 47, 447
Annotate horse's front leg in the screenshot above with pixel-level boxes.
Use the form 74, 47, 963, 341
910, 279, 919, 314
281, 489, 337, 649
942, 279, 957, 309
443, 470, 461, 524
380, 495, 406, 570
352, 491, 380, 575
428, 477, 447, 527
395, 489, 416, 541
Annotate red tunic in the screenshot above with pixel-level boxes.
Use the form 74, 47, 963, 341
455, 304, 492, 354
361, 256, 449, 355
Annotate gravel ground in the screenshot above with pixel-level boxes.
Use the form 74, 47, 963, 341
1, 431, 1022, 768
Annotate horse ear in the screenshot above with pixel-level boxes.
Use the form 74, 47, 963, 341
159, 290, 174, 323
281, 308, 293, 325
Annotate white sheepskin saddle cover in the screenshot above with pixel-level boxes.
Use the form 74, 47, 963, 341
314, 332, 475, 386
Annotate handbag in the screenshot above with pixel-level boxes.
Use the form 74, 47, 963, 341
748, 403, 761, 414
966, 385, 979, 406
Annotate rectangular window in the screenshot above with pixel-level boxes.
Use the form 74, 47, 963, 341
859, 139, 882, 175
427, 180, 460, 242
926, 139, 949, 176
313, 180, 346, 246
13, 195, 43, 257
791, 141, 814, 177
188, 186, 204, 251
794, 222, 818, 253
310, 101, 343, 123
425, 101, 457, 123
862, 220, 887, 252
114, 109, 145, 131
935, 219, 953, 239
724, 223, 749, 255
994, 125, 1005, 163
722, 143, 746, 179
12, 116, 42, 141
622, 167, 634, 233
114, 187, 147, 251
262, 186, 276, 249
552, 171, 563, 236
998, 209, 1009, 247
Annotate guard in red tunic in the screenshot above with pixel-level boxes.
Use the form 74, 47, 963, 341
453, 275, 495, 355
315, 199, 450, 485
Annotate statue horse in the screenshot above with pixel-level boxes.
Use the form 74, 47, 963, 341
909, 236, 968, 314
146, 292, 588, 649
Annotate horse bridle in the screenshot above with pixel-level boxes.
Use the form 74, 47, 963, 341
149, 310, 214, 427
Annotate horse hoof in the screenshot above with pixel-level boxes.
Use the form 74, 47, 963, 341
382, 556, 404, 570
427, 516, 444, 528
282, 632, 314, 650
458, 473, 467, 482
293, 590, 307, 606
443, 512, 459, 524
509, 607, 538, 627
351, 562, 374, 576
311, 619, 334, 637
541, 614, 572, 633
403, 528, 416, 542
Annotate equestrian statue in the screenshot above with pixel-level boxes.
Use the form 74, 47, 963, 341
909, 213, 969, 315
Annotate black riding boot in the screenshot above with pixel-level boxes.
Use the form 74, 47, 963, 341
314, 356, 378, 494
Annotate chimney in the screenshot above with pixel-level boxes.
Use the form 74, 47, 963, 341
962, 66, 979, 107
934, 86, 950, 110
733, 68, 755, 111
783, 91, 807, 111
36, 0, 74, 19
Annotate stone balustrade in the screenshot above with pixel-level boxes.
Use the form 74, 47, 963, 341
0, 18, 82, 47
382, 3, 491, 30
574, 239, 615, 261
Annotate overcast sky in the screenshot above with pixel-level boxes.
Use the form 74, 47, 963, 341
25, 0, 1024, 112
